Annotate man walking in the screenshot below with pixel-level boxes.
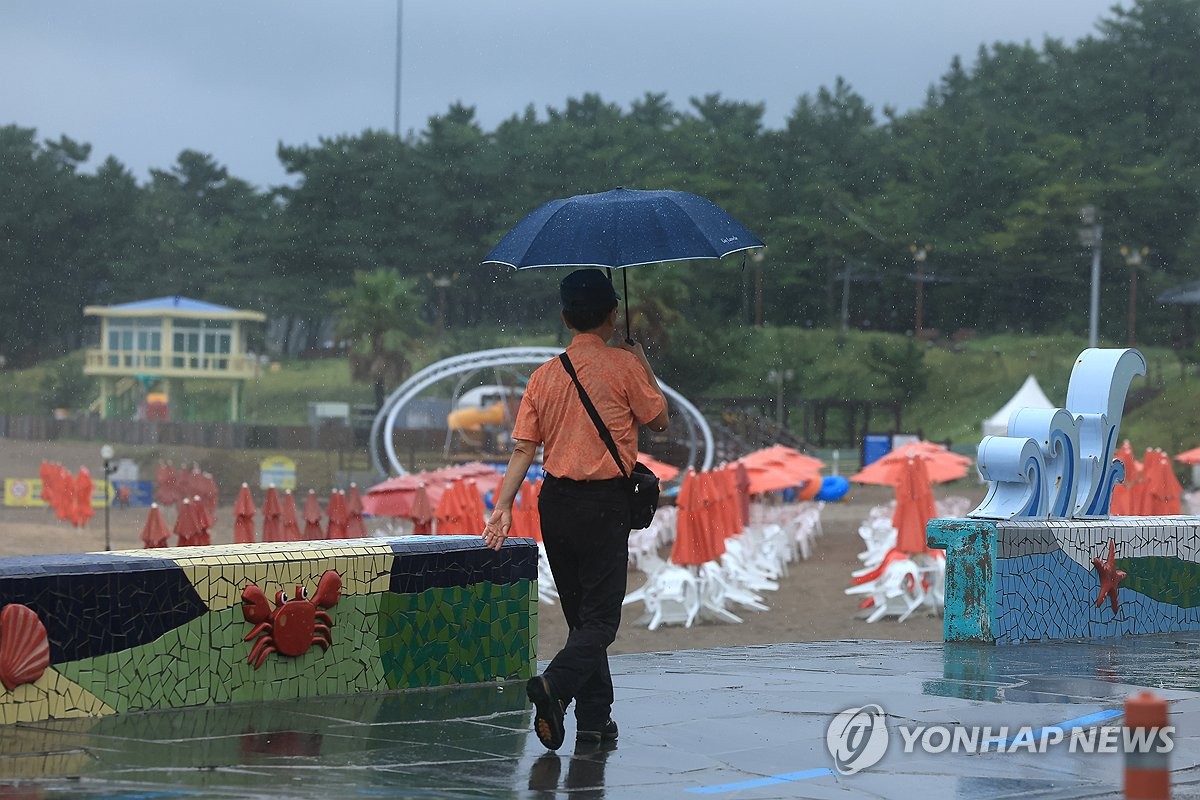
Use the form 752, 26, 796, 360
483, 268, 669, 750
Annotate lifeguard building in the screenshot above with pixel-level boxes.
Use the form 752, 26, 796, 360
83, 296, 266, 422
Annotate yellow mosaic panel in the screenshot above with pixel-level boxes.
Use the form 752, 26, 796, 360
0, 668, 115, 725
121, 541, 396, 611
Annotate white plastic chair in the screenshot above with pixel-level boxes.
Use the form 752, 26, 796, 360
847, 558, 925, 623
699, 561, 766, 616
536, 542, 559, 606
642, 566, 701, 630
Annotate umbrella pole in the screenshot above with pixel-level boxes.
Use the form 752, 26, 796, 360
622, 269, 631, 344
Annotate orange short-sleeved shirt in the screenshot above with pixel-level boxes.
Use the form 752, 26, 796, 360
512, 333, 666, 480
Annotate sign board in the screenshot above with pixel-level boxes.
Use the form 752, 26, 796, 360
259, 456, 297, 490
112, 480, 154, 507
861, 434, 892, 468
891, 433, 921, 449
4, 479, 114, 508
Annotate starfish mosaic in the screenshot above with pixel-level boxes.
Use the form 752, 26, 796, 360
1092, 538, 1127, 614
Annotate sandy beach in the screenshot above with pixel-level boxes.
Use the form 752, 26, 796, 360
0, 439, 985, 660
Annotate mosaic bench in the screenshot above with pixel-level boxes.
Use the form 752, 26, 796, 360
929, 517, 1200, 644
0, 536, 538, 724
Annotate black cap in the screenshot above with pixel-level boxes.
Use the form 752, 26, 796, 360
560, 268, 619, 311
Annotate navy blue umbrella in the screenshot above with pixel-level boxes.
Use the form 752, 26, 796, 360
482, 188, 765, 339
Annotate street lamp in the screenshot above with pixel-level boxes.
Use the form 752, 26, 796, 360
767, 368, 794, 431
1078, 206, 1103, 348
750, 249, 766, 327
101, 444, 116, 551
1121, 245, 1150, 346
909, 244, 933, 334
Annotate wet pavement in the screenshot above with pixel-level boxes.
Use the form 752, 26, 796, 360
3, 635, 1200, 799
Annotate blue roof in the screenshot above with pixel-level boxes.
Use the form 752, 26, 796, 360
106, 296, 239, 314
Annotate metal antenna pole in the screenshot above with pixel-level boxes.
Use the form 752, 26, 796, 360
1089, 223, 1102, 348
393, 0, 403, 137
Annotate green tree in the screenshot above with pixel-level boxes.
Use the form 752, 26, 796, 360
329, 268, 428, 409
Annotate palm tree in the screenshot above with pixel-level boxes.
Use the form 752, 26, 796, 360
329, 269, 427, 410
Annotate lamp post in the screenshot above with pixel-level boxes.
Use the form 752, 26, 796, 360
1078, 206, 1103, 348
909, 244, 932, 334
751, 249, 766, 327
1121, 245, 1149, 346
767, 368, 794, 431
101, 444, 116, 551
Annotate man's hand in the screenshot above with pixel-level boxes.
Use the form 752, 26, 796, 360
482, 506, 512, 551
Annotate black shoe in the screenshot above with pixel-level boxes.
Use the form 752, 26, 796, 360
575, 718, 618, 744
527, 675, 566, 751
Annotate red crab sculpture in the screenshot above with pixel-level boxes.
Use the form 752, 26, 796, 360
241, 569, 341, 669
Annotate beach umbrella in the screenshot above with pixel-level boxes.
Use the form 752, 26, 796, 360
891, 458, 937, 555
346, 484, 368, 538
731, 462, 751, 527
73, 467, 95, 529
1175, 446, 1200, 465
281, 490, 302, 541
703, 472, 730, 560
1145, 449, 1182, 515
38, 460, 56, 509
191, 494, 212, 546
1109, 440, 1139, 515
851, 442, 971, 486
140, 503, 170, 548
670, 470, 725, 566
510, 479, 543, 541
174, 498, 198, 547
233, 483, 256, 545
302, 490, 324, 539
262, 486, 284, 543
460, 480, 488, 531
154, 461, 178, 506
411, 484, 435, 535
433, 482, 461, 535
326, 490, 349, 539
49, 464, 73, 523
737, 446, 825, 495
482, 188, 764, 341
199, 472, 219, 518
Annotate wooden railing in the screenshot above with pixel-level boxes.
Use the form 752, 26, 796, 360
83, 350, 260, 379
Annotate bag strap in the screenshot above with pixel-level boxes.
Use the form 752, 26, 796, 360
559, 353, 629, 479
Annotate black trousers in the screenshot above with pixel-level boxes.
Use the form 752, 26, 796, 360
538, 474, 631, 728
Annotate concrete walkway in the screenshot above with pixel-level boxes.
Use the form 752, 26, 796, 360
3, 635, 1200, 798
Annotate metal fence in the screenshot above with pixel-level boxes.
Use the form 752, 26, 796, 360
0, 414, 364, 452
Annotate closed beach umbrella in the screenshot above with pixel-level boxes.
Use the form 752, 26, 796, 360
346, 483, 368, 538
233, 483, 256, 544
140, 503, 170, 548
302, 490, 324, 539
191, 494, 212, 546
411, 484, 435, 535
281, 490, 302, 541
174, 498, 198, 547
891, 458, 937, 555
262, 486, 284, 543
326, 489, 349, 539
73, 467, 95, 529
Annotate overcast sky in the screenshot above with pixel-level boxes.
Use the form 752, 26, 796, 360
3, 1, 1121, 189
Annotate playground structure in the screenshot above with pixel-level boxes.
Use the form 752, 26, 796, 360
369, 347, 715, 478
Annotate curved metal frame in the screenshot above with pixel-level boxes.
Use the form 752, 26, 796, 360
369, 346, 713, 477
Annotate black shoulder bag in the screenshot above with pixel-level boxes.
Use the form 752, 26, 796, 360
559, 353, 660, 530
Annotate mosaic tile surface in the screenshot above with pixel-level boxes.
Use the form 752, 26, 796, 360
934, 517, 1200, 644
0, 537, 537, 723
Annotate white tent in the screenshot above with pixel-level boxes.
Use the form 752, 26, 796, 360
982, 375, 1056, 437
